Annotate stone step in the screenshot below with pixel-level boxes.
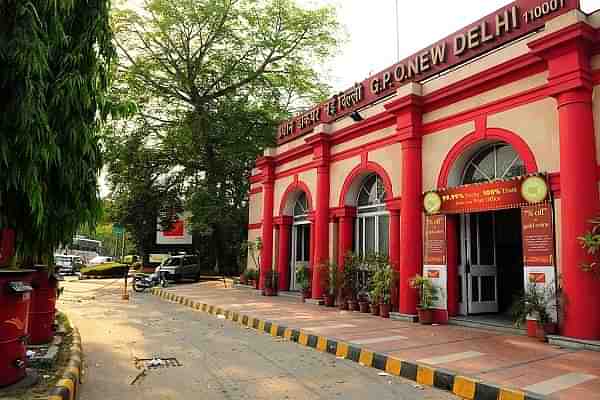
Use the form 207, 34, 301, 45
448, 317, 526, 336
547, 335, 600, 352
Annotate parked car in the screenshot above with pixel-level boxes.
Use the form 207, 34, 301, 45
157, 255, 201, 282
88, 255, 113, 265
54, 254, 83, 275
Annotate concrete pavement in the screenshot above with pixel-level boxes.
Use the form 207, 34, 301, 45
153, 281, 600, 400
58, 278, 456, 400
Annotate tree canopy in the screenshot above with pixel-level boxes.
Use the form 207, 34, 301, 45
0, 0, 115, 262
107, 0, 341, 272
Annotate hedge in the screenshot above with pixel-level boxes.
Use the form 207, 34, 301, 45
80, 262, 129, 277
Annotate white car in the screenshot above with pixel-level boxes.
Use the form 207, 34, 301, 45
54, 255, 83, 275
88, 256, 113, 265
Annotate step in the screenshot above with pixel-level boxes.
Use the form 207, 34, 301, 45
390, 312, 418, 323
278, 291, 302, 300
449, 317, 526, 336
547, 335, 600, 352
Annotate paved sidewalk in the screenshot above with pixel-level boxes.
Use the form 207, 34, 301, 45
156, 282, 600, 399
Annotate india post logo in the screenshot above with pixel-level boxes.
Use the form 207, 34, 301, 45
424, 192, 442, 214
521, 176, 548, 204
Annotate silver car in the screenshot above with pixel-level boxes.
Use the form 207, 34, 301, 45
157, 255, 201, 282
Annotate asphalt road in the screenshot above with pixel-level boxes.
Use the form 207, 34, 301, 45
59, 278, 456, 400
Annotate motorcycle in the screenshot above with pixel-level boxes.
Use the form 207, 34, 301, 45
133, 267, 169, 292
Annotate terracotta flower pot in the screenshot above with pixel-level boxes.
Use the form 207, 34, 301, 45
418, 308, 433, 324
535, 323, 547, 342
380, 303, 391, 318
359, 301, 370, 313
263, 287, 276, 296
239, 275, 248, 285
370, 303, 380, 316
339, 298, 348, 311
301, 288, 311, 302
543, 322, 557, 335
324, 294, 335, 307
348, 299, 359, 311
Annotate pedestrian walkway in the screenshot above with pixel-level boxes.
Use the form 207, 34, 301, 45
156, 282, 600, 399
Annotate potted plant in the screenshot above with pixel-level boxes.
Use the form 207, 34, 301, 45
343, 252, 360, 311
323, 262, 341, 307
410, 274, 439, 324
243, 237, 262, 289
511, 281, 559, 340
239, 269, 248, 285
373, 262, 393, 318
369, 287, 380, 315
295, 262, 311, 301
262, 269, 278, 296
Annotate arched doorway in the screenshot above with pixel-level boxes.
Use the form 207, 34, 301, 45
290, 192, 310, 291
455, 142, 526, 316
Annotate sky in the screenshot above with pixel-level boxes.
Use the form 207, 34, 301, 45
102, 0, 600, 197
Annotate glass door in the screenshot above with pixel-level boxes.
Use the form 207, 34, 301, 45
460, 213, 499, 314
291, 223, 310, 291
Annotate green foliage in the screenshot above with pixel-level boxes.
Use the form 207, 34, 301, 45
242, 237, 262, 270
343, 252, 362, 299
295, 262, 310, 291
245, 268, 258, 282
81, 261, 129, 277
110, 0, 341, 274
410, 274, 439, 310
511, 282, 559, 327
0, 0, 116, 262
579, 216, 600, 277
372, 264, 393, 304
103, 131, 183, 264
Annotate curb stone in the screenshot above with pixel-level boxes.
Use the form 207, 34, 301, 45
150, 288, 545, 400
48, 316, 83, 400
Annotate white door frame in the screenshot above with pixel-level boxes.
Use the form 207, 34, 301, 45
291, 221, 310, 291
459, 213, 499, 315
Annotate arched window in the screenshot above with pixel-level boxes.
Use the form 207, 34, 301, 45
462, 143, 525, 185
293, 192, 309, 222
355, 174, 389, 257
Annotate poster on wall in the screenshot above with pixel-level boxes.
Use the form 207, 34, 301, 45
424, 215, 448, 310
156, 214, 193, 245
521, 203, 557, 321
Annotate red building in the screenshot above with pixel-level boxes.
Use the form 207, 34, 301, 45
247, 0, 600, 340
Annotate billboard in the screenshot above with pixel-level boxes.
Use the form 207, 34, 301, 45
156, 214, 193, 245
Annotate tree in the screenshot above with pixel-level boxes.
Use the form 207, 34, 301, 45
0, 1, 115, 263
112, 0, 341, 272
104, 128, 183, 265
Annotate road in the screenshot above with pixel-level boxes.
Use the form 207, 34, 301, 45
59, 278, 456, 400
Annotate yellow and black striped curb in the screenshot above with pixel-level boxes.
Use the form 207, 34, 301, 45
151, 288, 544, 400
48, 325, 83, 400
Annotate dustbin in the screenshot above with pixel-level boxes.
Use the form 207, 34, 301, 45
0, 270, 33, 387
28, 266, 58, 345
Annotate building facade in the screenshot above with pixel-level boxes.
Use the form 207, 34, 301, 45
247, 0, 600, 340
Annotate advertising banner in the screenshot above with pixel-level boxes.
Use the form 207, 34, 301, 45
156, 214, 193, 245
278, 0, 578, 144
521, 203, 558, 322
424, 175, 549, 215
424, 215, 448, 310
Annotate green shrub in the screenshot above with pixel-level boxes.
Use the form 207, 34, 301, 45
80, 262, 129, 277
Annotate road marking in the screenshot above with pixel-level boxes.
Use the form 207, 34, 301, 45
304, 324, 356, 331
524, 373, 597, 395
418, 351, 484, 365
351, 335, 408, 345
